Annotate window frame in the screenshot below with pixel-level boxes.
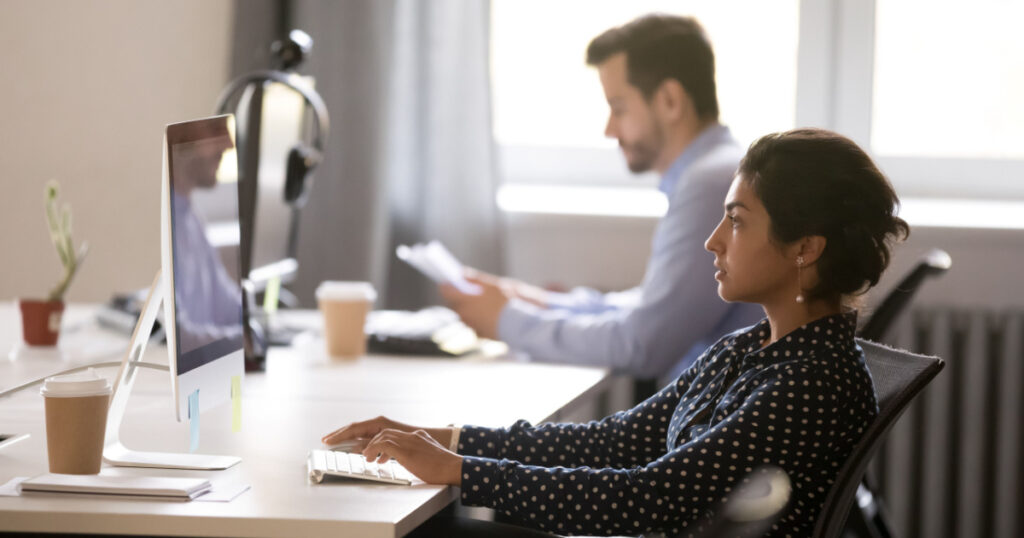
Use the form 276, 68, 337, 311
494, 0, 1024, 203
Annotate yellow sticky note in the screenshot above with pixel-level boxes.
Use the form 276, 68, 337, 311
263, 276, 281, 315
231, 375, 242, 432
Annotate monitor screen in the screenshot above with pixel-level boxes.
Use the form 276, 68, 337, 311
166, 116, 244, 376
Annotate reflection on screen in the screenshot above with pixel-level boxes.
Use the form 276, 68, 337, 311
167, 117, 244, 375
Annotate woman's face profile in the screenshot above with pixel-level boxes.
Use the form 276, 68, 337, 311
704, 176, 796, 305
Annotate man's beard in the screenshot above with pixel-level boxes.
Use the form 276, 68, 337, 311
621, 124, 665, 174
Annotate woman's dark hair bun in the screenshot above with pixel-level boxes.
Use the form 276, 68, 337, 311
739, 128, 910, 302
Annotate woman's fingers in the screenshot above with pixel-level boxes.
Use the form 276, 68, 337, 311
364, 435, 403, 464
376, 440, 402, 464
355, 428, 462, 485
321, 425, 352, 443
322, 416, 394, 444
323, 424, 367, 444
362, 429, 434, 462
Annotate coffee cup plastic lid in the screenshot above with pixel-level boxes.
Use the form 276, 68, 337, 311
316, 281, 377, 302
40, 368, 112, 398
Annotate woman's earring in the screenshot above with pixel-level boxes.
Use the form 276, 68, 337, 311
795, 256, 805, 303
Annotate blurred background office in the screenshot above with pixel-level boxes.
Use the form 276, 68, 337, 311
2, 1, 1023, 537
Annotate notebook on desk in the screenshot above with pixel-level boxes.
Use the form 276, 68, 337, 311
19, 473, 211, 502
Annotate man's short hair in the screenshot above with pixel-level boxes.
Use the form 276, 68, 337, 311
586, 14, 719, 121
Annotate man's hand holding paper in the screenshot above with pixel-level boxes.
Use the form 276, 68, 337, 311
395, 240, 481, 295
397, 240, 553, 339
438, 272, 509, 339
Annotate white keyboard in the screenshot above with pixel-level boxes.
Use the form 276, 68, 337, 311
307, 449, 414, 486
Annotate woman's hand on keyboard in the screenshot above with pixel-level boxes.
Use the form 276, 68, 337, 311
322, 416, 455, 456
361, 428, 463, 486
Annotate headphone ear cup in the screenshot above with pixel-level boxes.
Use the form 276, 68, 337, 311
284, 143, 321, 206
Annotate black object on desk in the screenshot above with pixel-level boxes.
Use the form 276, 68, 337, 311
257, 307, 479, 357
366, 307, 479, 357
96, 290, 165, 342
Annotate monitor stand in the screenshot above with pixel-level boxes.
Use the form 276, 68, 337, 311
103, 270, 241, 470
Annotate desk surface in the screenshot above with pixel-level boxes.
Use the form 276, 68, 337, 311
0, 304, 611, 537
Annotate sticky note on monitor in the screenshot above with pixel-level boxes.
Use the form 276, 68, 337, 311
231, 376, 241, 433
187, 389, 200, 453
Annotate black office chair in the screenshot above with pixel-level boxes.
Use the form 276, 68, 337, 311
858, 248, 952, 342
841, 248, 951, 537
813, 339, 944, 538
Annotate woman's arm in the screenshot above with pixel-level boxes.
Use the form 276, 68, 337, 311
459, 365, 861, 536
457, 349, 712, 468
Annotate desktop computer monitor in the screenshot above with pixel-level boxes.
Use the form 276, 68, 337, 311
103, 114, 244, 470
163, 115, 245, 422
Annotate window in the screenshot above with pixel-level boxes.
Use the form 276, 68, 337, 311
491, 0, 1024, 218
872, 0, 1024, 160
490, 0, 799, 188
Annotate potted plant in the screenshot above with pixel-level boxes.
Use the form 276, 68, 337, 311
19, 181, 88, 346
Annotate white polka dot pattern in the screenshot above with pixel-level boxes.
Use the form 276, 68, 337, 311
457, 312, 877, 537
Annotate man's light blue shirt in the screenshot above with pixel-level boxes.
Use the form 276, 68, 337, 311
497, 124, 763, 385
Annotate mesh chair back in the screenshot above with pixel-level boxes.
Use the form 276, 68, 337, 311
812, 338, 944, 538
858, 248, 951, 341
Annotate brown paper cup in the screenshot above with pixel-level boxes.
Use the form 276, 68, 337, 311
317, 281, 376, 359
44, 393, 110, 474
320, 299, 371, 358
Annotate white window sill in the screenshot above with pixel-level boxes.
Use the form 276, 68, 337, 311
496, 184, 1024, 230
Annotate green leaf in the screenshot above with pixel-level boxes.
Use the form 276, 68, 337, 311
41, 180, 85, 301
45, 180, 59, 203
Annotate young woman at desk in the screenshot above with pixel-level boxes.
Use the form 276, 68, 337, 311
323, 128, 910, 537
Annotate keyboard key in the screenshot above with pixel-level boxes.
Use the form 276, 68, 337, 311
349, 453, 364, 474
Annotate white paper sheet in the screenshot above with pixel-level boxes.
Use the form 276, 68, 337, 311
396, 240, 482, 294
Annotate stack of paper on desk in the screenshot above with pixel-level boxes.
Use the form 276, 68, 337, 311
396, 240, 482, 295
19, 473, 212, 502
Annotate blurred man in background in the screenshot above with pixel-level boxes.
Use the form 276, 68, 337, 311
443, 15, 762, 388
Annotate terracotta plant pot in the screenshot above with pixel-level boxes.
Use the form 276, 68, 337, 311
19, 299, 65, 346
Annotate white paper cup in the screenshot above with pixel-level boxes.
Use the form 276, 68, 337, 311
40, 369, 111, 474
316, 281, 376, 359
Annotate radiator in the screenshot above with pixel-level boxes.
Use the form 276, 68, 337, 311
867, 307, 1024, 538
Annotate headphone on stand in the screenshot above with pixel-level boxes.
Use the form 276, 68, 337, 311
214, 30, 330, 207
213, 32, 331, 371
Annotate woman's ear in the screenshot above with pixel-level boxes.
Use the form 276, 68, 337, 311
796, 235, 827, 265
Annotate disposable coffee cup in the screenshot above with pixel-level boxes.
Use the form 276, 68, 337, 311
317, 281, 376, 359
40, 368, 111, 474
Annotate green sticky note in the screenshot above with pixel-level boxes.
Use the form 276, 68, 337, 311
231, 375, 242, 433
263, 276, 281, 315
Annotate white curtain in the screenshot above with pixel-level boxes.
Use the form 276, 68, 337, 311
288, 0, 504, 309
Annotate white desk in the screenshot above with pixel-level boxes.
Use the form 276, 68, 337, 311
0, 304, 611, 537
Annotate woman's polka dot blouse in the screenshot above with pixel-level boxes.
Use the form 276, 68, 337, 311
457, 311, 877, 537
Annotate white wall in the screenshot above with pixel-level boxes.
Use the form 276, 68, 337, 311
0, 1, 234, 302
504, 213, 1024, 312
